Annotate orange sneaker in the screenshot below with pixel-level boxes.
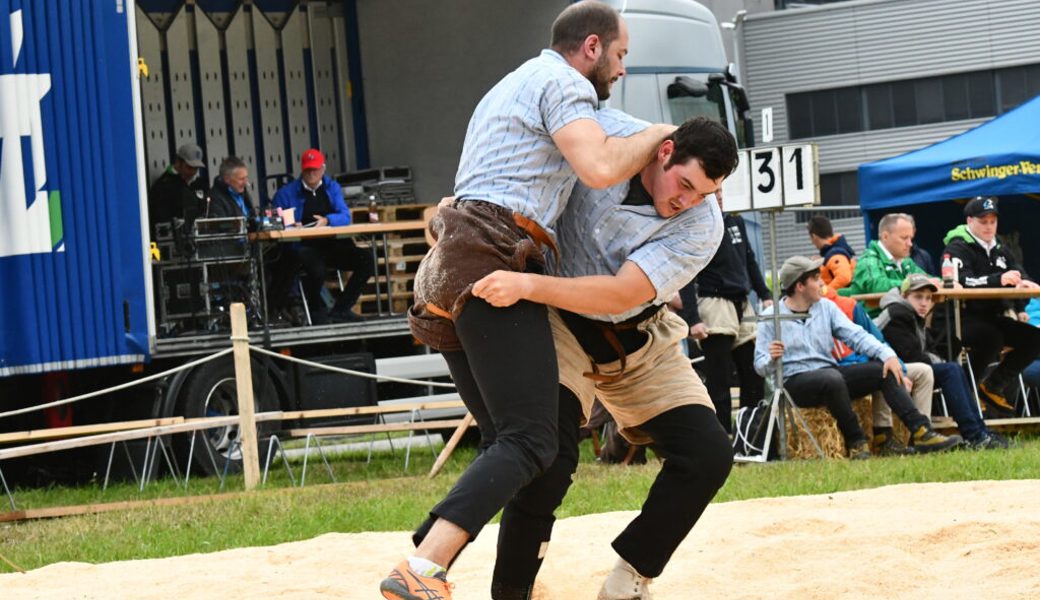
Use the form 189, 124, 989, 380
380, 560, 453, 600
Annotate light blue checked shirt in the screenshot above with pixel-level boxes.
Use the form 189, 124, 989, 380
454, 49, 599, 234
556, 109, 725, 323
754, 298, 896, 379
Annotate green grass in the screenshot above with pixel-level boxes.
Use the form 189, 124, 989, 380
2, 436, 1039, 572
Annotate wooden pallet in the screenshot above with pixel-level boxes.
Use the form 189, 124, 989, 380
324, 224, 429, 316
349, 203, 430, 224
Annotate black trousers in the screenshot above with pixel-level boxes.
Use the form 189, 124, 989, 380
785, 362, 930, 447
414, 298, 560, 546
699, 334, 763, 433
961, 312, 1040, 380
269, 238, 375, 314
483, 391, 732, 599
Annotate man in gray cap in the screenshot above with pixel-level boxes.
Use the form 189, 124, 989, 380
942, 195, 1040, 417
754, 256, 961, 458
147, 143, 208, 240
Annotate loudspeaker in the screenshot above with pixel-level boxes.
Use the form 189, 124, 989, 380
294, 353, 378, 427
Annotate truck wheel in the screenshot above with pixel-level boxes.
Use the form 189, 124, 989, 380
175, 357, 278, 477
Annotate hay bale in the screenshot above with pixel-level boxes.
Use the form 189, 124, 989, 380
891, 418, 911, 446
784, 396, 873, 460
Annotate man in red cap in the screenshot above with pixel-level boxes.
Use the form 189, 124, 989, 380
271, 148, 375, 323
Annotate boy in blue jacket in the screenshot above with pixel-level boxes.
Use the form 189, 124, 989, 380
874, 274, 1008, 449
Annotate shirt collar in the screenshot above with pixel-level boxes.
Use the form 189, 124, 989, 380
302, 177, 323, 194
621, 174, 654, 207
540, 49, 567, 64
969, 229, 997, 252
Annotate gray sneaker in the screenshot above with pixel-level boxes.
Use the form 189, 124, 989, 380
969, 431, 1010, 450
597, 558, 653, 600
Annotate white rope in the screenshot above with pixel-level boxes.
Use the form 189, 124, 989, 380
0, 348, 234, 420
250, 346, 456, 389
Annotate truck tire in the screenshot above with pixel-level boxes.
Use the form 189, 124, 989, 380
175, 357, 279, 477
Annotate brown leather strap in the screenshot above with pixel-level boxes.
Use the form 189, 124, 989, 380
512, 212, 560, 264
583, 324, 628, 383
424, 302, 453, 320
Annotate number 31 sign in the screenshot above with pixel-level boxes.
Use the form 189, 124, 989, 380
721, 143, 818, 213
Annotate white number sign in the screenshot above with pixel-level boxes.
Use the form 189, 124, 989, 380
749, 147, 782, 209
781, 144, 819, 207
721, 150, 752, 213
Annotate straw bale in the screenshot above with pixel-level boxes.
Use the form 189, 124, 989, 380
785, 396, 873, 460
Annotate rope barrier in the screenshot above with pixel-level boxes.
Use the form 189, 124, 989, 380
0, 348, 234, 421
249, 346, 456, 389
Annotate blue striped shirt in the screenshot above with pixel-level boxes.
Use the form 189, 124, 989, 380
754, 298, 897, 379
556, 109, 725, 323
454, 49, 599, 234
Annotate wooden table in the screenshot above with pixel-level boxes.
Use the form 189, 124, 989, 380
851, 286, 1040, 361
250, 220, 427, 242
251, 219, 428, 318
851, 287, 1040, 305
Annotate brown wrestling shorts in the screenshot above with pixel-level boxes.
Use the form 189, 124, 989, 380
408, 199, 557, 351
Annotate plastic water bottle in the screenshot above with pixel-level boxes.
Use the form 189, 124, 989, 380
367, 194, 379, 223
941, 253, 954, 288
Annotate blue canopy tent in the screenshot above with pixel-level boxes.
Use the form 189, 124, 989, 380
858, 94, 1040, 276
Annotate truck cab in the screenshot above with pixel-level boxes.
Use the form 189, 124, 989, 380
604, 0, 753, 147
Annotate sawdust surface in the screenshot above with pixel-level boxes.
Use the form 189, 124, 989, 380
3, 479, 1039, 599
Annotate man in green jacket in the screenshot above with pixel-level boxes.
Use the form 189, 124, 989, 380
840, 213, 928, 316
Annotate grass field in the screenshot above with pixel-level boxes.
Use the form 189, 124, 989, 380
2, 434, 1039, 573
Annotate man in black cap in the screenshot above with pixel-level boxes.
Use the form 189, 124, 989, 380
147, 143, 208, 239
942, 195, 1040, 417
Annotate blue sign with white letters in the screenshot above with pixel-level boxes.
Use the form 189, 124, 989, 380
0, 1, 148, 375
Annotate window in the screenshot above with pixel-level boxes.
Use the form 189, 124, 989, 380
1027, 64, 1040, 99
999, 65, 1028, 113
787, 92, 813, 139
785, 62, 1040, 140
811, 89, 838, 136
836, 87, 863, 133
891, 80, 917, 127
967, 71, 996, 117
915, 78, 944, 124
865, 83, 893, 129
942, 74, 970, 121
665, 77, 728, 126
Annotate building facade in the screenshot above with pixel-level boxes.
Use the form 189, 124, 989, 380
738, 0, 1040, 265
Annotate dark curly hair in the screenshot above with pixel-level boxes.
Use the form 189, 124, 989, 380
665, 117, 739, 181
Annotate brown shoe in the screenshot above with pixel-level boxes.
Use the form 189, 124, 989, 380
380, 560, 453, 600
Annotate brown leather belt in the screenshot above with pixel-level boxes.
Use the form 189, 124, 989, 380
511, 211, 560, 264
582, 321, 640, 383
